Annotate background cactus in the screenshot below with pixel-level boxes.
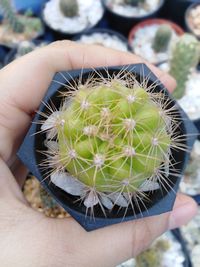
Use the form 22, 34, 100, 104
59, 0, 79, 17
152, 24, 172, 53
0, 0, 24, 33
40, 71, 182, 213
124, 0, 145, 6
169, 34, 200, 99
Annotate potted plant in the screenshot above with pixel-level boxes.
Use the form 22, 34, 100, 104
158, 34, 200, 121
102, 0, 165, 36
18, 63, 197, 231
73, 28, 131, 52
0, 0, 44, 48
42, 0, 104, 40
185, 2, 200, 40
128, 19, 184, 65
4, 40, 48, 65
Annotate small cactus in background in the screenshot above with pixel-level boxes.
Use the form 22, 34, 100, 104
0, 0, 24, 33
59, 0, 79, 17
16, 41, 35, 57
152, 24, 172, 53
169, 34, 200, 99
124, 0, 145, 6
40, 70, 184, 214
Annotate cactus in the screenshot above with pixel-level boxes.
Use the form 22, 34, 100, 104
152, 24, 172, 53
124, 0, 145, 6
16, 41, 35, 57
59, 0, 79, 17
169, 34, 200, 99
0, 0, 24, 33
40, 70, 183, 214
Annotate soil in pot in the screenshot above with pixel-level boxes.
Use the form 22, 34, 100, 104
117, 231, 187, 267
185, 2, 200, 39
0, 1, 43, 47
74, 29, 131, 52
43, 0, 104, 38
128, 19, 184, 64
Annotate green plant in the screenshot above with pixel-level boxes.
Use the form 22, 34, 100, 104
59, 0, 79, 17
0, 0, 24, 33
152, 24, 172, 53
169, 34, 200, 99
40, 71, 184, 213
124, 0, 145, 6
16, 41, 35, 57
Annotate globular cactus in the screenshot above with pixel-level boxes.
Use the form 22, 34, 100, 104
0, 0, 24, 33
124, 0, 145, 6
152, 24, 172, 53
40, 71, 182, 213
59, 0, 79, 18
16, 41, 35, 57
169, 34, 200, 100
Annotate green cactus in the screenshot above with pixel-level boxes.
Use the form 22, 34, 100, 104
40, 69, 181, 212
124, 0, 145, 6
152, 24, 172, 53
16, 41, 35, 57
59, 0, 79, 17
0, 0, 24, 33
169, 34, 200, 99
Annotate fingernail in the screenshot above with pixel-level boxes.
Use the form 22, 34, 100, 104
169, 201, 198, 230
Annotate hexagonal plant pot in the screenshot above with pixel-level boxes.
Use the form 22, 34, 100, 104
18, 63, 198, 231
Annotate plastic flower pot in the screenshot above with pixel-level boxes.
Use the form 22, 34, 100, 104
41, 0, 105, 41
18, 63, 198, 231
128, 18, 184, 65
73, 28, 132, 52
101, 0, 165, 37
161, 0, 198, 28
185, 2, 200, 40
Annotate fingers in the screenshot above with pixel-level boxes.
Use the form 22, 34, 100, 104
0, 41, 176, 163
83, 194, 197, 267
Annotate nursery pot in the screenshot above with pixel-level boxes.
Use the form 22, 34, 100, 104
185, 2, 200, 39
101, 0, 165, 37
73, 28, 132, 52
18, 63, 198, 231
41, 1, 105, 40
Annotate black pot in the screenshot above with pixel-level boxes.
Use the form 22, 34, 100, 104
101, 0, 165, 37
73, 28, 132, 52
161, 0, 199, 29
18, 63, 198, 231
0, 44, 10, 68
185, 2, 200, 39
41, 1, 105, 40
171, 229, 193, 267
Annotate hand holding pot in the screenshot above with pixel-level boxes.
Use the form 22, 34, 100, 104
0, 41, 197, 267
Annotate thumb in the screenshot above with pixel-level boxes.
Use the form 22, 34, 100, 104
85, 194, 197, 267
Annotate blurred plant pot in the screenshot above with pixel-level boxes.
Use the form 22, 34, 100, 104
18, 63, 197, 231
128, 18, 184, 65
13, 0, 48, 15
185, 2, 200, 39
0, 44, 10, 68
73, 28, 132, 52
101, 0, 165, 36
42, 0, 105, 40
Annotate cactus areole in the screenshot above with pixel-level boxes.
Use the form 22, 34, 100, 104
18, 64, 194, 230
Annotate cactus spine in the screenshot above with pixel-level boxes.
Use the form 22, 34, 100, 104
169, 34, 200, 99
152, 24, 172, 53
0, 0, 24, 33
40, 70, 182, 213
59, 0, 79, 17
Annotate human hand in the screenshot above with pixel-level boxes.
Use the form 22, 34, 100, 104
0, 41, 198, 267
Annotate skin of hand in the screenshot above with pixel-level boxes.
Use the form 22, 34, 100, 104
0, 41, 198, 267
